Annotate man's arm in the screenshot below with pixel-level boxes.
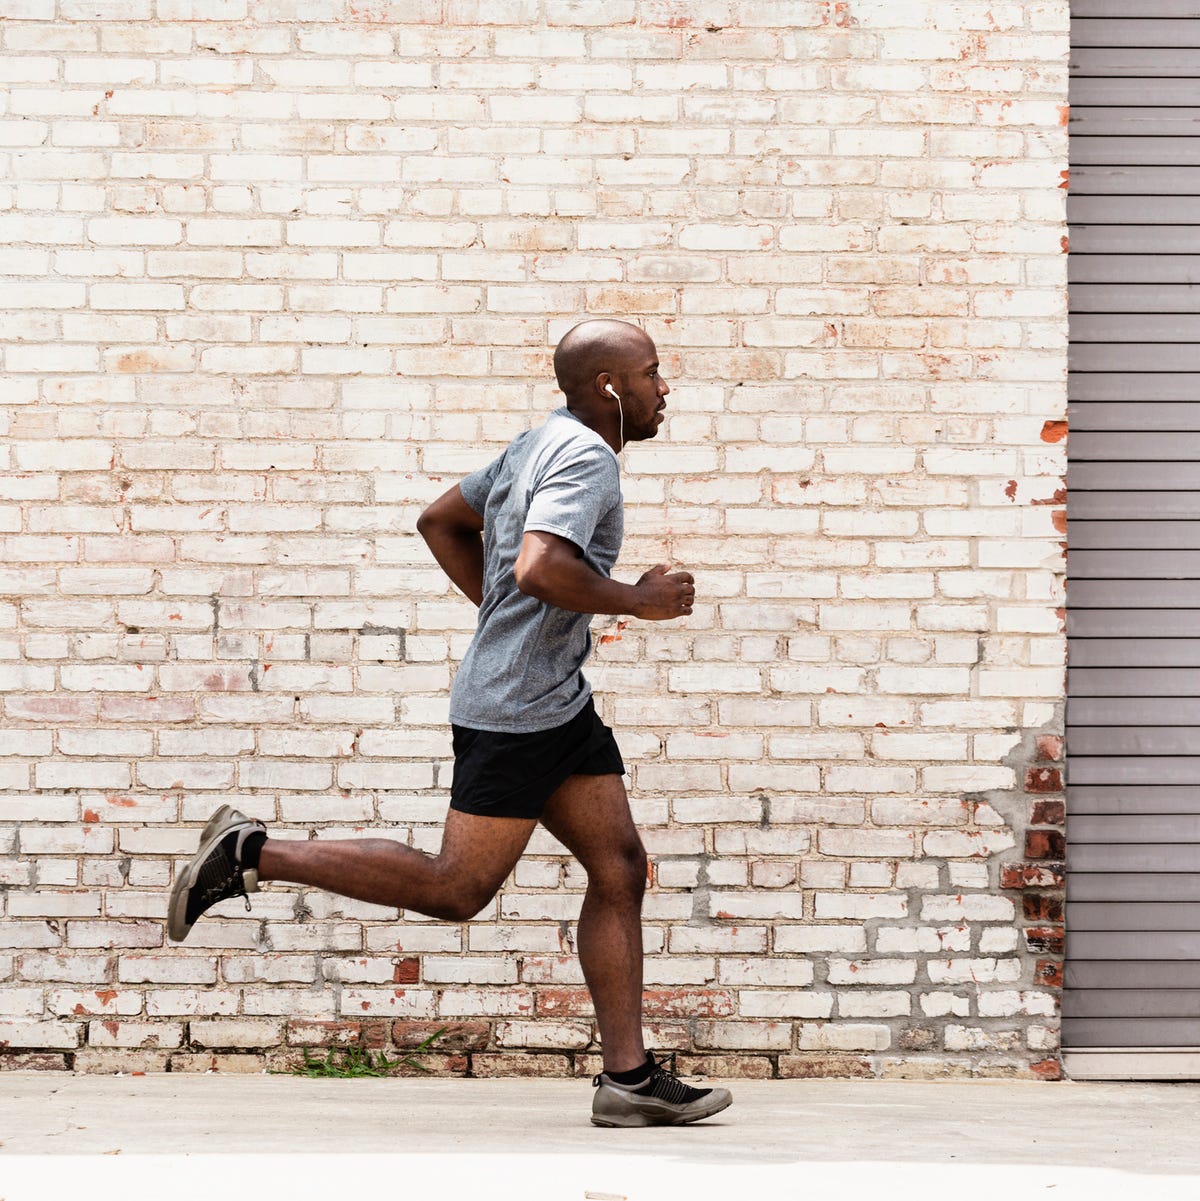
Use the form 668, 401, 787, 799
416, 484, 485, 606
514, 530, 694, 621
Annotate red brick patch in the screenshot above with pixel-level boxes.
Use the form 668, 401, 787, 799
1025, 767, 1063, 793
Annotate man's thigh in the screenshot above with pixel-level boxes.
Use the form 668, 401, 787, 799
436, 806, 538, 897
539, 773, 645, 873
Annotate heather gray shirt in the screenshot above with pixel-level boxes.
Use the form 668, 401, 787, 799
449, 407, 624, 734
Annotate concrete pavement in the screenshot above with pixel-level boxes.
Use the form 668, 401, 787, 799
2, 1073, 1198, 1200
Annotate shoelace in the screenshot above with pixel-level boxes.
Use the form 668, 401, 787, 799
594, 1052, 708, 1103
643, 1055, 708, 1105
195, 848, 252, 914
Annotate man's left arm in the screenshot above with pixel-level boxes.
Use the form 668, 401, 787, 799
417, 484, 485, 606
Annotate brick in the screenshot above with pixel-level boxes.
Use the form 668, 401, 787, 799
0, 1020, 82, 1049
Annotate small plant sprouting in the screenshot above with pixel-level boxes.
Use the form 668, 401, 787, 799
288, 1027, 449, 1077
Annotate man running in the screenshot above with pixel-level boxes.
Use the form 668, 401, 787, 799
168, 318, 733, 1128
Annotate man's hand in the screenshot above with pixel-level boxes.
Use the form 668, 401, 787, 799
514, 534, 695, 621
632, 563, 695, 621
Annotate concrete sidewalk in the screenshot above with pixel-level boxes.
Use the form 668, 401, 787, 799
1, 1074, 1198, 1201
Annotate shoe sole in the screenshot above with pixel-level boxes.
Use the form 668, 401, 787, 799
166, 808, 255, 944
590, 1092, 733, 1128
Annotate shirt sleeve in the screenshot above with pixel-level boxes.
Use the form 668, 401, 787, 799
458, 453, 504, 517
524, 446, 621, 553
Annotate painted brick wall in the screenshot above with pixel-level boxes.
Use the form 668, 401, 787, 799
0, 0, 1069, 1079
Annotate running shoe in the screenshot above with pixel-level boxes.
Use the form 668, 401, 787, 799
167, 807, 265, 943
591, 1053, 733, 1127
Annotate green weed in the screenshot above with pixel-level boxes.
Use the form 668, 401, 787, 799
288, 1027, 449, 1077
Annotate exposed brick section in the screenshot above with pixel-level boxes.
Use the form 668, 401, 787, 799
1026, 831, 1066, 861
1034, 735, 1063, 762
0, 0, 1068, 1079
1025, 768, 1064, 794
1025, 929, 1066, 957
1022, 895, 1063, 923
1035, 960, 1064, 989
1031, 800, 1065, 826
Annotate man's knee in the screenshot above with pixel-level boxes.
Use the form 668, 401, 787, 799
592, 839, 647, 900
430, 887, 494, 923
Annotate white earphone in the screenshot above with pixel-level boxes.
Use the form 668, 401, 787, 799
604, 383, 623, 449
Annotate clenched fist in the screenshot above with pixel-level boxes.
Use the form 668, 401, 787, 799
632, 563, 695, 621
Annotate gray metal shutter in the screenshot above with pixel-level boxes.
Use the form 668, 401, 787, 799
1066, 1, 1200, 1079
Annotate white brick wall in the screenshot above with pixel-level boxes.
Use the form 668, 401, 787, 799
0, 0, 1067, 1080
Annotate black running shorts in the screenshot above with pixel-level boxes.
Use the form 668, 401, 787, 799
449, 696, 625, 820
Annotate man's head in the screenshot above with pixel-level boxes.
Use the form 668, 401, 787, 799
552, 319, 669, 451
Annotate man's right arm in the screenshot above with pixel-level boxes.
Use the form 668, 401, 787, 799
514, 530, 695, 621
416, 484, 485, 606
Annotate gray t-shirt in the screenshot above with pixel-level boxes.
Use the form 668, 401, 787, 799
449, 407, 624, 734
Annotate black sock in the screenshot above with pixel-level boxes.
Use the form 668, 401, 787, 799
240, 830, 267, 871
607, 1054, 654, 1086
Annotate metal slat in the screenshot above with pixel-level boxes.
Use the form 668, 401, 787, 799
1068, 581, 1200, 607
1071, 315, 1200, 343
1070, 344, 1200, 371
1068, 549, 1200, 578
1069, 639, 1200, 668
1071, 226, 1200, 252
1068, 872, 1200, 898
1070, 432, 1200, 459
1070, 108, 1200, 136
1069, 755, 1200, 783
1071, 257, 1200, 284
1066, 1018, 1200, 1047
1068, 609, 1200, 636
1069, 815, 1200, 843
1070, 902, 1200, 930
1071, 77, 1200, 105
1067, 960, 1200, 988
1072, 2, 1200, 19
1070, 696, 1200, 725
1073, 18, 1200, 46
1064, 989, 1200, 1017
1067, 930, 1200, 957
1076, 78, 1200, 106
1068, 166, 1200, 194
1069, 493, 1200, 518
1061, 1017, 1200, 1046
1070, 285, 1200, 312
1073, 139, 1200, 165
1068, 403, 1200, 430
1072, 47, 1200, 76
1068, 521, 1200, 549
1068, 784, 1200, 812
1070, 373, 1200, 401
1070, 843, 1200, 872
1067, 726, 1200, 752
1069, 462, 1200, 491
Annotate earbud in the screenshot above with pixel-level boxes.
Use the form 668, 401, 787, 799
604, 383, 624, 450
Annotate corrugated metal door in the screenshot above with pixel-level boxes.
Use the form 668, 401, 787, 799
1065, 1, 1200, 1079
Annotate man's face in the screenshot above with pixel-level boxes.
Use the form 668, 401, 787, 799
614, 337, 670, 442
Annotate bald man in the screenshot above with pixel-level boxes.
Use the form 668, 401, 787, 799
167, 319, 732, 1127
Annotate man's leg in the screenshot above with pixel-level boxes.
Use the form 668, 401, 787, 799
539, 773, 648, 1074
258, 808, 537, 922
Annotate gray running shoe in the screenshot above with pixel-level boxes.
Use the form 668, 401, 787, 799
197, 803, 235, 846
167, 807, 265, 944
591, 1054, 733, 1128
